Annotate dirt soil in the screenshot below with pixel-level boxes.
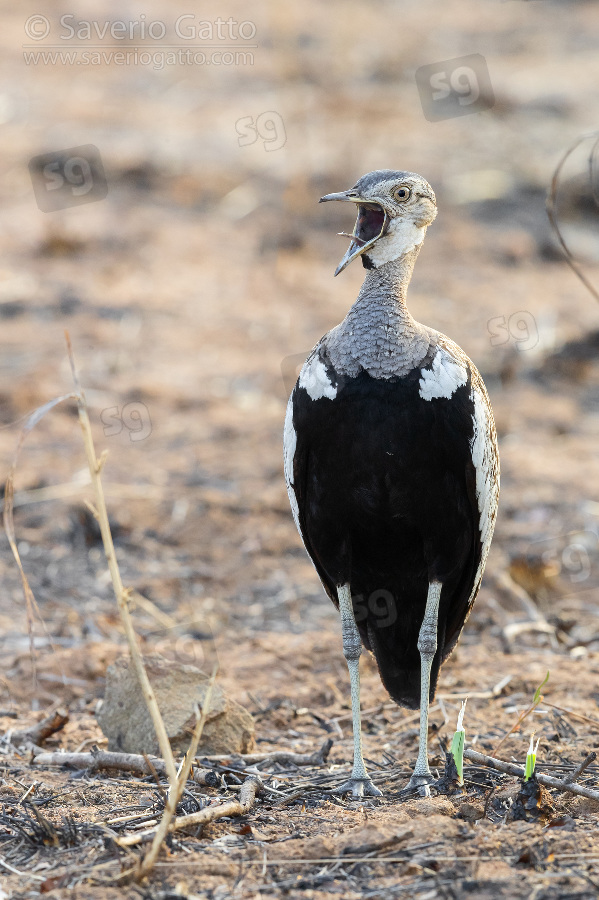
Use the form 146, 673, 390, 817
2, 0, 599, 897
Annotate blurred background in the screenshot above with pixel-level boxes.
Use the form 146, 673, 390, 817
1, 0, 599, 735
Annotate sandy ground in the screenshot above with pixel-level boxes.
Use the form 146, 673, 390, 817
2, 0, 599, 897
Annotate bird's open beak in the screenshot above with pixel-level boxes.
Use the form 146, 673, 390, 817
319, 190, 388, 276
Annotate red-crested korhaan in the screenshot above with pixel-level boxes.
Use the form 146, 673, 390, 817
284, 170, 500, 797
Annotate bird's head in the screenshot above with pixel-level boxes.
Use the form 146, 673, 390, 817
319, 169, 437, 276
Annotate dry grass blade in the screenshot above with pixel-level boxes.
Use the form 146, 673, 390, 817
0, 855, 45, 881
138, 666, 218, 879
541, 701, 599, 728
4, 344, 225, 878
3, 393, 77, 691
546, 129, 599, 303
64, 334, 185, 882
64, 335, 179, 787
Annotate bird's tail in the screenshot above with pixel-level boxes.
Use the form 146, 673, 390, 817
367, 621, 442, 710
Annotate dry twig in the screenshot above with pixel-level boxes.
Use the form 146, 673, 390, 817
32, 749, 219, 786
464, 748, 599, 801
562, 752, 597, 785
9, 708, 69, 747
198, 738, 333, 768
116, 774, 262, 848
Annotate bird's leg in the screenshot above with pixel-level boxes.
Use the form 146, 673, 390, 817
407, 580, 442, 797
334, 583, 382, 799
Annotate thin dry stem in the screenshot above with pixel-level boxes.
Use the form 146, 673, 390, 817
492, 701, 538, 755
3, 394, 76, 691
546, 130, 599, 303
117, 775, 262, 848
541, 701, 599, 728
65, 334, 179, 796
138, 666, 217, 878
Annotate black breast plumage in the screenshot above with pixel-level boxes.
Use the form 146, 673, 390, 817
284, 338, 499, 709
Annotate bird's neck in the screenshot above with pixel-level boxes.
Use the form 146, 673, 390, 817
354, 248, 420, 320
327, 247, 433, 379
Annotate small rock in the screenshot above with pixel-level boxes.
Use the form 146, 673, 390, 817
568, 796, 599, 817
457, 801, 485, 822
97, 654, 255, 755
402, 796, 455, 818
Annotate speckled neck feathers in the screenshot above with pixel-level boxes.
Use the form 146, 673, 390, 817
325, 248, 434, 379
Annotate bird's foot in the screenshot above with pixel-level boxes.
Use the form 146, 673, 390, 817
406, 772, 434, 797
333, 776, 383, 799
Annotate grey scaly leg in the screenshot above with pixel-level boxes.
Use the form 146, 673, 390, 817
334, 583, 382, 799
407, 580, 442, 796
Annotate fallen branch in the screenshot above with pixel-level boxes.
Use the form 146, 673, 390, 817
116, 774, 262, 848
464, 748, 599, 801
32, 749, 219, 787
10, 708, 68, 746
439, 674, 513, 702
198, 738, 333, 768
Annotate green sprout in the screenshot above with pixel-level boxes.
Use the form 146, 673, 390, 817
451, 698, 468, 786
533, 671, 550, 706
524, 733, 540, 781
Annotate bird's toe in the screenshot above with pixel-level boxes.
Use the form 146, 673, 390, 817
333, 777, 383, 799
406, 772, 434, 796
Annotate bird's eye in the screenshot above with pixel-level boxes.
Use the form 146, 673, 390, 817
394, 186, 411, 202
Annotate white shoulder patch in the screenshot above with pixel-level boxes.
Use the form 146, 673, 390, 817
419, 348, 468, 401
298, 354, 337, 400
283, 395, 301, 531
